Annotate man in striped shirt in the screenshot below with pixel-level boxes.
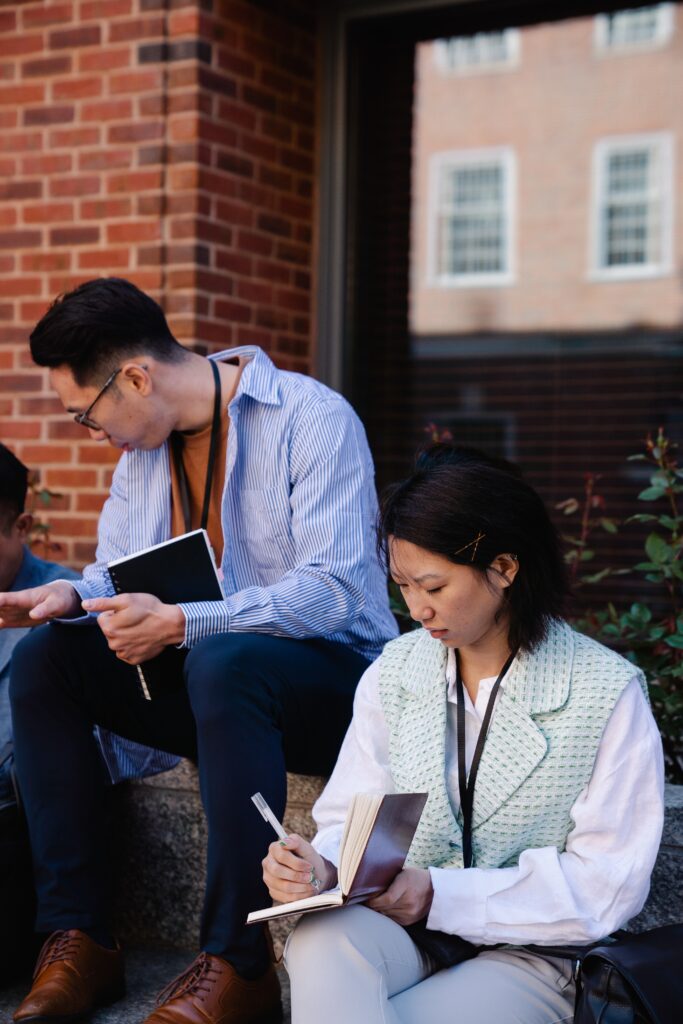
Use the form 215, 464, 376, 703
0, 278, 397, 1024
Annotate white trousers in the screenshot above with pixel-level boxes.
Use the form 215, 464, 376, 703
285, 905, 576, 1024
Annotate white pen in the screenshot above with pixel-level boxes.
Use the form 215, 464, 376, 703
251, 791, 288, 841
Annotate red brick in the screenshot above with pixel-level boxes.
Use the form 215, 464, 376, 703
168, 8, 200, 36
109, 15, 164, 42
21, 252, 71, 273
137, 195, 163, 216
0, 420, 41, 439
20, 300, 52, 321
74, 540, 97, 562
108, 121, 163, 144
78, 444, 120, 465
110, 69, 161, 94
53, 77, 103, 101
50, 26, 101, 49
0, 230, 42, 250
52, 125, 101, 148
0, 180, 42, 200
46, 421, 83, 440
0, 351, 14, 369
80, 0, 132, 18
216, 249, 253, 276
0, 209, 17, 228
0, 83, 44, 105
106, 221, 160, 243
23, 4, 73, 27
0, 374, 45, 393
48, 515, 98, 538
24, 106, 75, 127
81, 98, 133, 122
0, 131, 42, 154
0, 36, 44, 59
78, 249, 131, 269
107, 169, 162, 193
49, 226, 99, 246
80, 198, 132, 219
214, 298, 251, 323
0, 277, 42, 297
0, 12, 16, 33
75, 492, 107, 512
78, 149, 132, 171
50, 175, 100, 198
0, 327, 28, 344
21, 154, 71, 175
22, 55, 71, 77
45, 467, 97, 487
23, 202, 74, 224
78, 48, 130, 72
19, 397, 64, 415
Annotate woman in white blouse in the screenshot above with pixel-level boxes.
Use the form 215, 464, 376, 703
262, 444, 664, 1024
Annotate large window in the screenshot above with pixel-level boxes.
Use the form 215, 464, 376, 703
595, 4, 675, 52
433, 30, 520, 73
592, 134, 673, 278
429, 149, 515, 286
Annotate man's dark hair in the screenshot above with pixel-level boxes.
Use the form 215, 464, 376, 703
378, 443, 569, 653
30, 278, 188, 386
0, 444, 28, 535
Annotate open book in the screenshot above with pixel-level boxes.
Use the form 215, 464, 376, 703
247, 791, 427, 924
106, 529, 223, 700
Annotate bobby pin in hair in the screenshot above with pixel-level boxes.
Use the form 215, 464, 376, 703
453, 531, 485, 563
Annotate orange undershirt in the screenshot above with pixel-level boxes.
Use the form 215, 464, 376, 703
169, 361, 242, 566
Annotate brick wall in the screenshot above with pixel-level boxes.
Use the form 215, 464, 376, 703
0, 0, 317, 567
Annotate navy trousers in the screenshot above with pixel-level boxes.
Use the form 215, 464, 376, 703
9, 623, 370, 974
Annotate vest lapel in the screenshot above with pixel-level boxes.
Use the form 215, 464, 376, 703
471, 621, 575, 830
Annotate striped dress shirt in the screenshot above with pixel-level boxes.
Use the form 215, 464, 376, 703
65, 345, 398, 782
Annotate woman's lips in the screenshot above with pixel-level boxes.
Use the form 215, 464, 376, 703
428, 628, 447, 638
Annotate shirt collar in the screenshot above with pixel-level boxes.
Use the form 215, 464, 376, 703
209, 345, 281, 407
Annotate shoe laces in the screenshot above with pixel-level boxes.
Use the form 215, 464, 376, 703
155, 952, 224, 1006
34, 930, 84, 979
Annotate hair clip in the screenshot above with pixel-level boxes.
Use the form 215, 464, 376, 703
453, 531, 486, 563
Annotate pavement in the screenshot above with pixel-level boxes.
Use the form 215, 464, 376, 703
0, 947, 291, 1024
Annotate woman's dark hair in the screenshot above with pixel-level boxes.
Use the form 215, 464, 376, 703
378, 443, 569, 653
30, 277, 187, 386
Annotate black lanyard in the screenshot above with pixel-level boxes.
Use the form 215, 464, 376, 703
170, 360, 222, 533
455, 647, 517, 868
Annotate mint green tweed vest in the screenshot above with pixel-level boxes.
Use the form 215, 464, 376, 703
378, 620, 646, 871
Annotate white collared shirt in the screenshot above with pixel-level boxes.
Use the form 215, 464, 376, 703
311, 648, 665, 945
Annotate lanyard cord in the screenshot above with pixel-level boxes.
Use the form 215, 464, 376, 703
455, 646, 517, 869
170, 360, 222, 533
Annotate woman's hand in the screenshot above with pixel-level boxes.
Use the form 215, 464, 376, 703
262, 833, 338, 904
366, 867, 434, 925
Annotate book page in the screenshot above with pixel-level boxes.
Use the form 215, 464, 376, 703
246, 887, 344, 924
339, 793, 383, 895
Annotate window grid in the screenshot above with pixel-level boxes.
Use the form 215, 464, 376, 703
593, 136, 672, 277
434, 30, 519, 72
596, 4, 674, 51
433, 155, 512, 282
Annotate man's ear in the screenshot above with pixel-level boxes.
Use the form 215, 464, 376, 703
120, 361, 152, 396
489, 553, 519, 588
14, 512, 33, 539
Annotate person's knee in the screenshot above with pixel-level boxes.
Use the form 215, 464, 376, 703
184, 632, 268, 720
8, 625, 58, 710
285, 906, 369, 974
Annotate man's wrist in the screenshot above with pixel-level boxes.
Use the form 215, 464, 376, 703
164, 603, 187, 646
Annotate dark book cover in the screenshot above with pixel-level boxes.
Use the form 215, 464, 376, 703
106, 529, 223, 699
345, 792, 429, 902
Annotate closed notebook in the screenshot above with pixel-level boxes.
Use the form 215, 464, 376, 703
246, 791, 428, 924
106, 529, 223, 700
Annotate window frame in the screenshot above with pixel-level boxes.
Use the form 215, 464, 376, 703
589, 132, 674, 282
594, 4, 675, 54
427, 146, 517, 289
432, 28, 521, 74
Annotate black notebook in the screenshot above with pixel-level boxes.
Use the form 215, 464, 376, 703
107, 529, 224, 700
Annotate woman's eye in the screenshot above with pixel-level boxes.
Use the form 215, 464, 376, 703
427, 586, 443, 595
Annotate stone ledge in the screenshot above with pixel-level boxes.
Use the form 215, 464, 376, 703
113, 765, 683, 950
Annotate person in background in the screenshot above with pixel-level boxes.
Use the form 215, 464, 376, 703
0, 444, 79, 985
0, 278, 397, 1024
263, 444, 664, 1024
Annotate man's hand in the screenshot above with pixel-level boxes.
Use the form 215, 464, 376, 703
262, 833, 338, 904
366, 867, 434, 926
81, 593, 186, 664
0, 581, 81, 628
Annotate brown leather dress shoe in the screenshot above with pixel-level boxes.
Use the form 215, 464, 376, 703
143, 953, 282, 1024
13, 929, 125, 1022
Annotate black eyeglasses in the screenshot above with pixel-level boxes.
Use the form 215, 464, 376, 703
73, 367, 121, 430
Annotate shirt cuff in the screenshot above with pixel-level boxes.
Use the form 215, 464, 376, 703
427, 866, 487, 942
177, 599, 232, 648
